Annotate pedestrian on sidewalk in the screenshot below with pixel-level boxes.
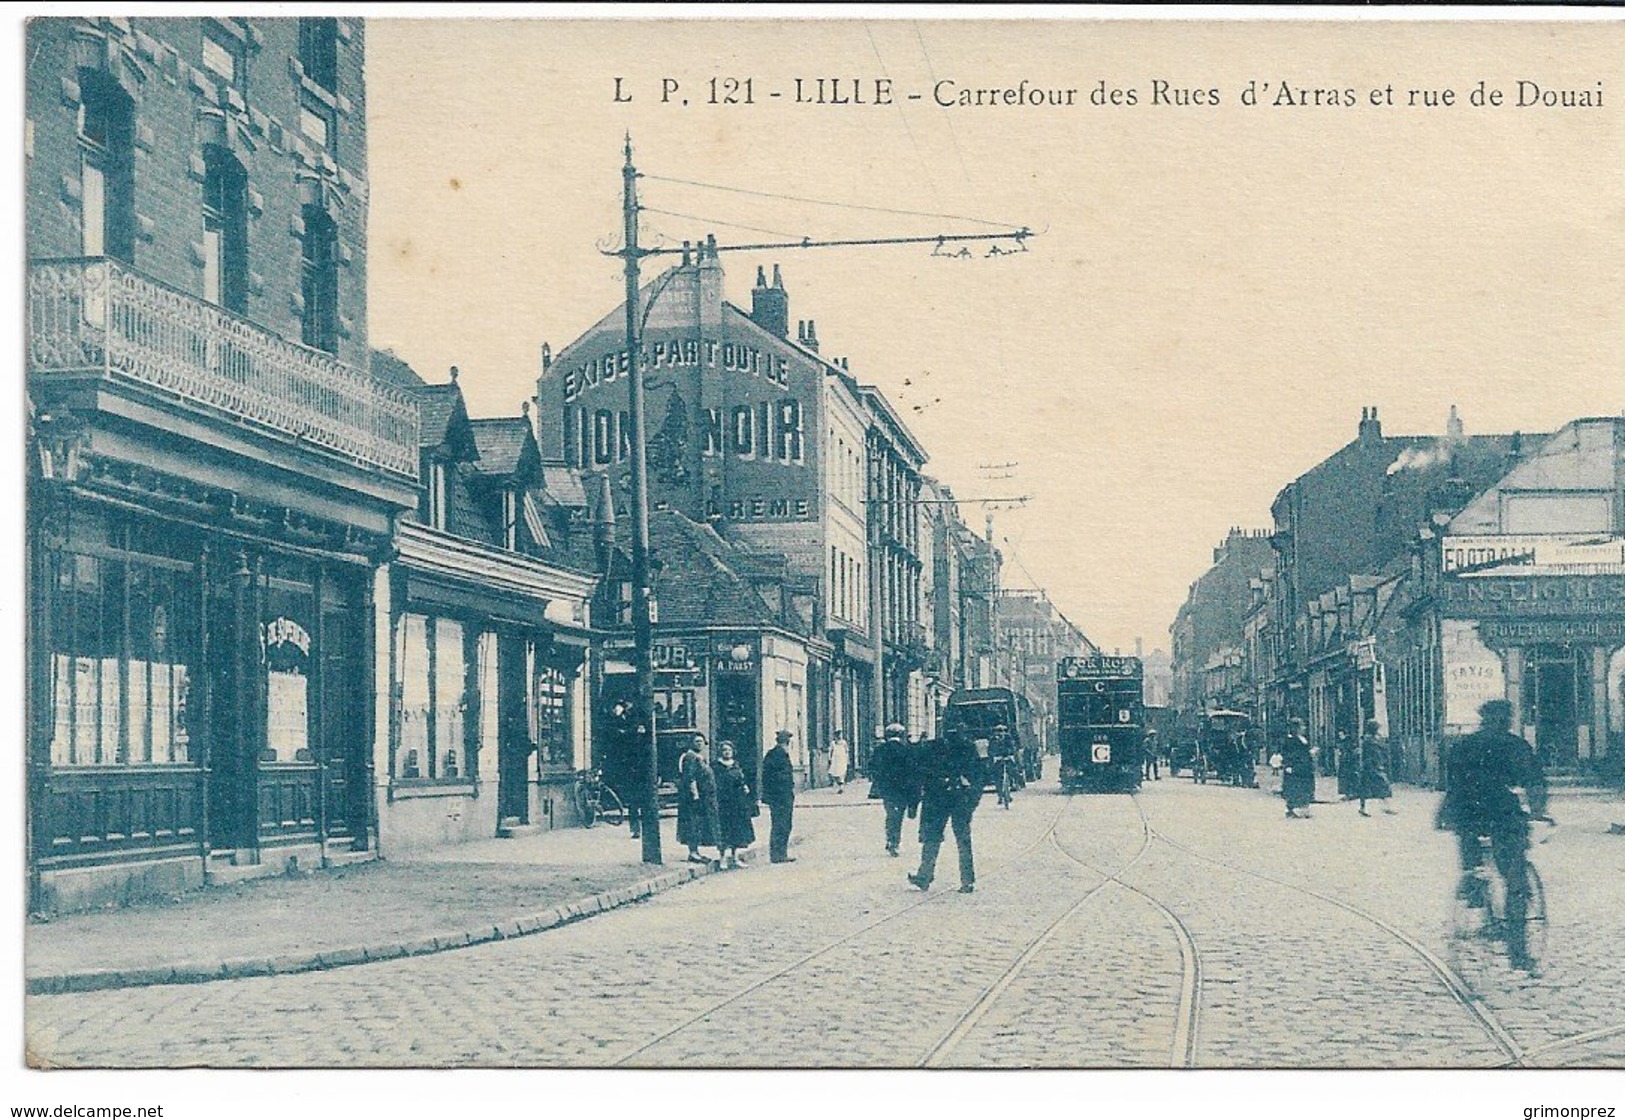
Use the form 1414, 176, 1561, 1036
1336, 728, 1358, 800
605, 700, 652, 840
870, 722, 921, 856
909, 729, 983, 894
713, 740, 756, 869
1281, 718, 1316, 819
677, 734, 721, 863
762, 729, 797, 863
1357, 718, 1396, 816
829, 729, 850, 794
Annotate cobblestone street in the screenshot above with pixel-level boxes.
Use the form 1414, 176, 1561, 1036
25, 775, 1625, 1069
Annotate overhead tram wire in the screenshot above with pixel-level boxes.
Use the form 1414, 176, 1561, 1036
640, 206, 806, 242
639, 172, 1020, 233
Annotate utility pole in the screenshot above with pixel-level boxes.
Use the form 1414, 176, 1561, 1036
619, 137, 662, 865
606, 138, 1031, 856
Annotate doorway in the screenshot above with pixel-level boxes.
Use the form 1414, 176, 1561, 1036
1525, 646, 1582, 769
496, 635, 531, 826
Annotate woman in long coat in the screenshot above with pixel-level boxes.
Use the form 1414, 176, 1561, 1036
677, 734, 721, 861
712, 740, 756, 868
1280, 719, 1316, 819
1357, 718, 1395, 816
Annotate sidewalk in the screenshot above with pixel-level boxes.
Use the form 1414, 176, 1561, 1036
25, 815, 717, 995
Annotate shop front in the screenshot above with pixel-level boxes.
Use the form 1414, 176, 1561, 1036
597, 627, 811, 796
383, 523, 595, 850
29, 480, 398, 912
1438, 571, 1625, 778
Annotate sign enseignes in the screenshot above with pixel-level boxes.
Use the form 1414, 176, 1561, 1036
1441, 573, 1625, 618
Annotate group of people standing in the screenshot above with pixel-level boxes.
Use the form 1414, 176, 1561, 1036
1274, 717, 1395, 819
673, 730, 798, 867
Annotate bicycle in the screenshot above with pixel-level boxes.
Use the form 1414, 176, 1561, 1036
993, 756, 1017, 809
1446, 816, 1552, 981
573, 769, 627, 828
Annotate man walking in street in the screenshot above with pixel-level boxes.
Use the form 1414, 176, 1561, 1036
1437, 699, 1549, 973
762, 729, 797, 863
869, 722, 920, 857
908, 727, 984, 894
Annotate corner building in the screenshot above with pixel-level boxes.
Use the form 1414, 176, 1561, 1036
539, 247, 876, 783
25, 18, 416, 910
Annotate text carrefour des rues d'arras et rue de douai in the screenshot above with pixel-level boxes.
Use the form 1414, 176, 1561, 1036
611, 75, 1606, 111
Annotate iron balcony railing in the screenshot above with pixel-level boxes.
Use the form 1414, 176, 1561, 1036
28, 257, 419, 480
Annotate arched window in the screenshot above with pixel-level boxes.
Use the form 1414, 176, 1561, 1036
299, 205, 338, 352
202, 146, 248, 313
77, 70, 134, 261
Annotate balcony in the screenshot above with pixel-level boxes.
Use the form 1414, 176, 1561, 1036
28, 258, 419, 480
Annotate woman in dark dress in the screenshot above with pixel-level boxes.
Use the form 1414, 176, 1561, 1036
677, 734, 721, 862
1281, 718, 1316, 819
1357, 718, 1396, 817
712, 740, 756, 868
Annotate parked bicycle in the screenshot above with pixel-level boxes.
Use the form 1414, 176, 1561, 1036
573, 768, 627, 828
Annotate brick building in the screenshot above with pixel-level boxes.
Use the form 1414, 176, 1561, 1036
26, 17, 416, 910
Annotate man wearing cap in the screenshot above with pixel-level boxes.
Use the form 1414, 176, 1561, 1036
869, 723, 921, 857
908, 726, 984, 894
761, 729, 797, 863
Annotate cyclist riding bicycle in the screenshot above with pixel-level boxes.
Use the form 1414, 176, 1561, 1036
1436, 698, 1551, 974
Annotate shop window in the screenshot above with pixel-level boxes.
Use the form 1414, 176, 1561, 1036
652, 688, 696, 733
298, 18, 339, 93
530, 654, 573, 769
261, 558, 315, 763
202, 146, 248, 313
45, 512, 197, 768
76, 70, 135, 262
299, 205, 338, 353
394, 612, 472, 782
1608, 648, 1625, 736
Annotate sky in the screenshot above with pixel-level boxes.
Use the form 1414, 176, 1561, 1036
364, 16, 1625, 656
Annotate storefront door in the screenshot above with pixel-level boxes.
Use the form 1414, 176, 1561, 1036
497, 635, 531, 825
716, 675, 759, 797
1527, 646, 1582, 768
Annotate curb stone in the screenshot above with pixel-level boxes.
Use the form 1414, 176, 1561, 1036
26, 861, 717, 996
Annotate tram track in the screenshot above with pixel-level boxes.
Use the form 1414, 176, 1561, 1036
1048, 817, 1204, 1068
1132, 795, 1528, 1068
611, 793, 1077, 1067
917, 796, 1157, 1067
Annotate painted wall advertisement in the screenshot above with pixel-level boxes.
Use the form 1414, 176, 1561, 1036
1440, 618, 1504, 732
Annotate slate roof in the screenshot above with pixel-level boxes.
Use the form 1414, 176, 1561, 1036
368, 348, 427, 390
468, 418, 535, 479
649, 509, 785, 630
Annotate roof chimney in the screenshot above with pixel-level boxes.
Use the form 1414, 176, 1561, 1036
803, 319, 819, 353
1446, 404, 1465, 443
1358, 404, 1381, 443
751, 262, 789, 337
539, 342, 551, 375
